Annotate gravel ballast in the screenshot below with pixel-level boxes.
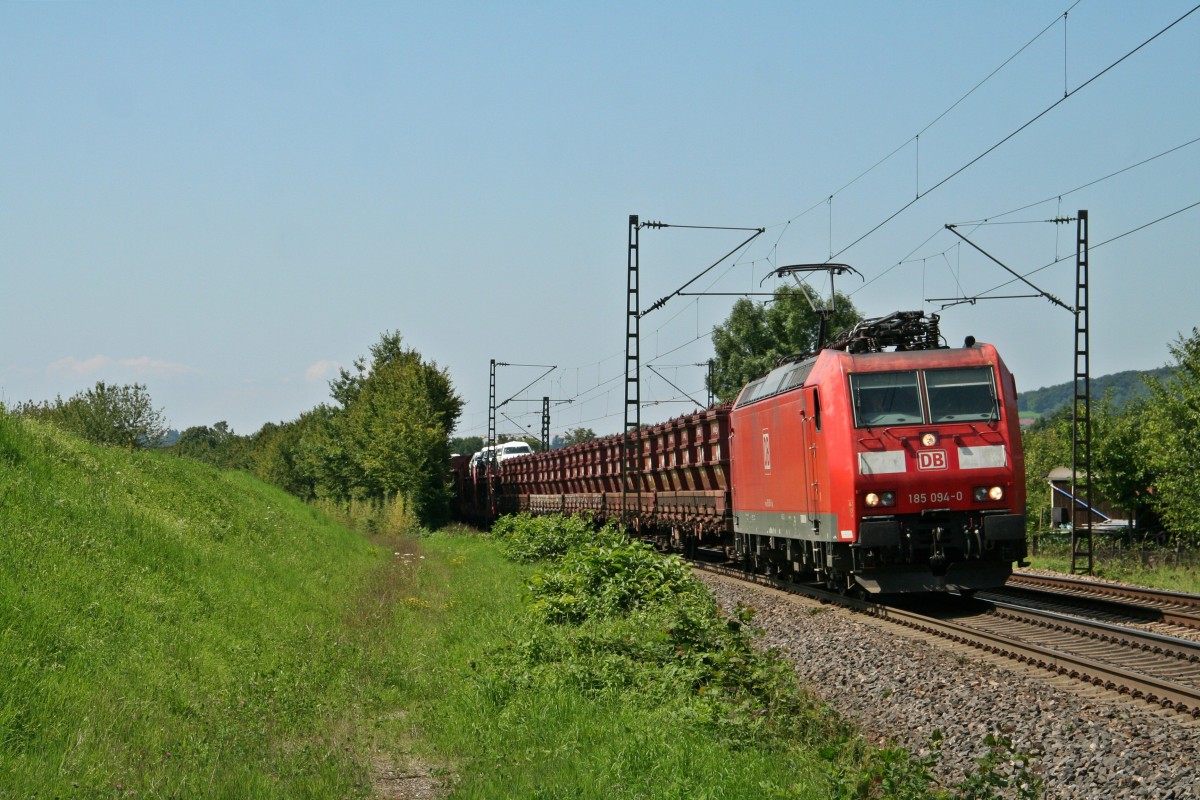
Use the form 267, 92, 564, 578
698, 572, 1200, 799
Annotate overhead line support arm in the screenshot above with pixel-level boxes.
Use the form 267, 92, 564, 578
944, 224, 1074, 312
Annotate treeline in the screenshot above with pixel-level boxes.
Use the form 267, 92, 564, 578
1018, 366, 1174, 417
177, 332, 462, 529
1022, 328, 1200, 542
11, 332, 463, 531
16, 321, 1196, 544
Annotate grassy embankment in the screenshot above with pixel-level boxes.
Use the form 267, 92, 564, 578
1027, 536, 1200, 594
1, 411, 456, 796
3, 411, 1038, 798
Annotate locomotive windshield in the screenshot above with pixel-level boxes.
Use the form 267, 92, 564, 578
926, 367, 997, 422
852, 366, 997, 427
852, 371, 923, 426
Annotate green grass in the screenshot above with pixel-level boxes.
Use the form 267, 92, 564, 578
446, 513, 1042, 799
364, 526, 864, 799
0, 413, 390, 796
0, 407, 842, 797
1028, 535, 1200, 594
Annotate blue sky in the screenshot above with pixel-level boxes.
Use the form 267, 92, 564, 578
2, 1, 1197, 441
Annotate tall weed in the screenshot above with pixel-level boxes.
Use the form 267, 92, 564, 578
491, 511, 611, 563
311, 493, 417, 536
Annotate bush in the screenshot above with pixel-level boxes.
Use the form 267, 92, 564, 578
527, 538, 696, 624
490, 512, 615, 564
486, 514, 865, 749
14, 381, 166, 449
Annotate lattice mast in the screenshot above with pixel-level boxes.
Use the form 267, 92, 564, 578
623, 215, 642, 519
1071, 211, 1094, 575
488, 358, 497, 514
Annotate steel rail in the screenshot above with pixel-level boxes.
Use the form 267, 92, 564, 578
878, 601, 1200, 717
1010, 571, 1200, 612
1005, 571, 1200, 631
694, 562, 1200, 717
981, 586, 1200, 636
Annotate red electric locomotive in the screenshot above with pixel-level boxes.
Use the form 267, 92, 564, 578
452, 312, 1028, 594
729, 312, 1027, 593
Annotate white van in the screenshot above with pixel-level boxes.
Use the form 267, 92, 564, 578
496, 441, 534, 462
470, 441, 534, 471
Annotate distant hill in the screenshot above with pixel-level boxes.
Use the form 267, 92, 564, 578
1017, 367, 1174, 418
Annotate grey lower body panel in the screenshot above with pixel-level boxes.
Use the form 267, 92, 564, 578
735, 509, 840, 542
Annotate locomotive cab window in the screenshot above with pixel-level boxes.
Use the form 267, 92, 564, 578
851, 371, 922, 427
926, 367, 997, 423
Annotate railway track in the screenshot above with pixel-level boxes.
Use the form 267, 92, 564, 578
695, 562, 1200, 718
996, 571, 1200, 638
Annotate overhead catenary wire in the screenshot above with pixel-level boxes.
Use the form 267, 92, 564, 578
828, 2, 1200, 262
641, 225, 766, 316
852, 132, 1200, 299
577, 10, 1200, 414
574, 200, 1200, 425
756, 4, 1198, 307
760, 2, 1083, 243
953, 134, 1200, 226
470, 196, 1199, 438
475, 164, 1186, 436
943, 224, 1073, 311
646, 365, 705, 409
495, 363, 557, 409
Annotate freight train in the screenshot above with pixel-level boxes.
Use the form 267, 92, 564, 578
451, 312, 1028, 594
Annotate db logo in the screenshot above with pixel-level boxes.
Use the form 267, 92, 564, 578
917, 450, 947, 471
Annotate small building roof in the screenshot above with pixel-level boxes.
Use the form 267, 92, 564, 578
1047, 466, 1081, 481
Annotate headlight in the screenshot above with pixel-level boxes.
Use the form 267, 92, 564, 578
988, 485, 1004, 501
865, 492, 896, 508
921, 432, 938, 447
974, 486, 1004, 501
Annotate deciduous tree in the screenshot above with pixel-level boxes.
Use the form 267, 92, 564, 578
1091, 396, 1156, 532
1139, 329, 1200, 542
708, 287, 860, 404
1020, 407, 1072, 531
330, 331, 464, 527
558, 427, 596, 448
